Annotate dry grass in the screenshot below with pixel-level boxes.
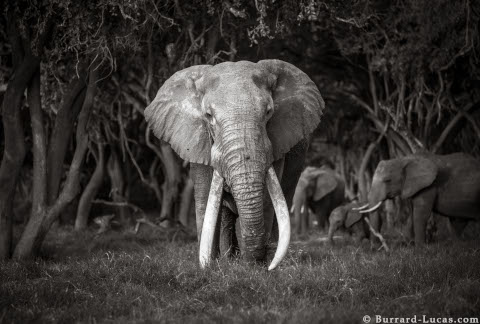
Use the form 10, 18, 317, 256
1, 227, 479, 323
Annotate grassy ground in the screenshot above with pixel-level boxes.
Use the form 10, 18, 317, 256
1, 227, 479, 324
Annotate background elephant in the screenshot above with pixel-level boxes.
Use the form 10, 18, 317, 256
291, 165, 345, 234
359, 153, 480, 245
327, 201, 369, 244
145, 60, 324, 269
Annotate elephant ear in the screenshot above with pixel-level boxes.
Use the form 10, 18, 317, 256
258, 59, 325, 161
313, 171, 337, 201
345, 210, 362, 228
144, 65, 212, 165
401, 157, 438, 199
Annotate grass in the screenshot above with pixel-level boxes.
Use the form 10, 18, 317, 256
1, 227, 479, 323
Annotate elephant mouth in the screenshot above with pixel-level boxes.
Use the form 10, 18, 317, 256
198, 166, 291, 271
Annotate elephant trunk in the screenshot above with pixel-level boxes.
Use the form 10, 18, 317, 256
219, 118, 271, 262
360, 176, 384, 214
231, 171, 266, 261
231, 165, 291, 269
199, 118, 290, 269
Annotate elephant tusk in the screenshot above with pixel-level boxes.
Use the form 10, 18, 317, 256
289, 204, 295, 214
199, 170, 224, 268
352, 203, 370, 211
265, 166, 291, 271
300, 205, 305, 214
359, 201, 382, 214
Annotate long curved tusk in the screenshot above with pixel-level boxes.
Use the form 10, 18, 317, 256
359, 201, 382, 214
266, 166, 291, 271
199, 170, 224, 268
352, 203, 370, 211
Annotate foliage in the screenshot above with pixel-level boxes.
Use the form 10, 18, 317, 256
316, 0, 480, 154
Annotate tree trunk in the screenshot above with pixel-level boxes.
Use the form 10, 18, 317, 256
0, 55, 38, 259
46, 68, 88, 207
75, 141, 105, 230
29, 69, 48, 219
178, 177, 194, 226
107, 149, 130, 224
25, 68, 49, 256
358, 143, 375, 202
13, 67, 98, 259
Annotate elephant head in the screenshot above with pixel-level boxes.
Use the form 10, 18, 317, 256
327, 202, 362, 243
145, 60, 324, 269
359, 156, 438, 214
293, 166, 340, 205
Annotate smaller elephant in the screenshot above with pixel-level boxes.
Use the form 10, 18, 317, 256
291, 165, 345, 234
327, 201, 369, 244
358, 153, 480, 245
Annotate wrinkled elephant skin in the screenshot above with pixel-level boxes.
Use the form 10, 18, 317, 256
145, 60, 325, 269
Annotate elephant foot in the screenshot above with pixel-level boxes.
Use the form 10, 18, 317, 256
219, 207, 239, 258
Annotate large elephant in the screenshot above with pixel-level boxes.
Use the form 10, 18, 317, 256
145, 60, 324, 270
358, 153, 480, 245
327, 201, 368, 243
291, 165, 345, 234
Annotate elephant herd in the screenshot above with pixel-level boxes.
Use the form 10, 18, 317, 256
291, 152, 480, 247
145, 60, 480, 270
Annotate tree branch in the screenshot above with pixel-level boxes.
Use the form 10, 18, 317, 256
432, 101, 480, 153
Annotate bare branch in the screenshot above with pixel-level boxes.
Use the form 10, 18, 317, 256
432, 101, 480, 153
364, 217, 390, 252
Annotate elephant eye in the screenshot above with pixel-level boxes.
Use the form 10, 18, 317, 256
266, 103, 274, 118
205, 111, 216, 125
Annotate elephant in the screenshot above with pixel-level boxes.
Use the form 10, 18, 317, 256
358, 153, 480, 245
144, 60, 324, 270
291, 165, 345, 234
327, 201, 369, 244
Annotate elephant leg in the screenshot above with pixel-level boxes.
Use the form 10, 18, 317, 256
190, 163, 221, 257
294, 206, 302, 235
313, 201, 329, 232
351, 222, 367, 242
281, 139, 308, 209
282, 139, 308, 236
219, 206, 239, 257
368, 212, 381, 244
300, 204, 308, 234
322, 213, 329, 230
449, 217, 468, 238
293, 198, 307, 235
263, 202, 275, 243
412, 189, 436, 246
263, 201, 277, 261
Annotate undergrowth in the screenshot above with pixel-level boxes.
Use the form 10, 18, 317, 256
1, 227, 479, 323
